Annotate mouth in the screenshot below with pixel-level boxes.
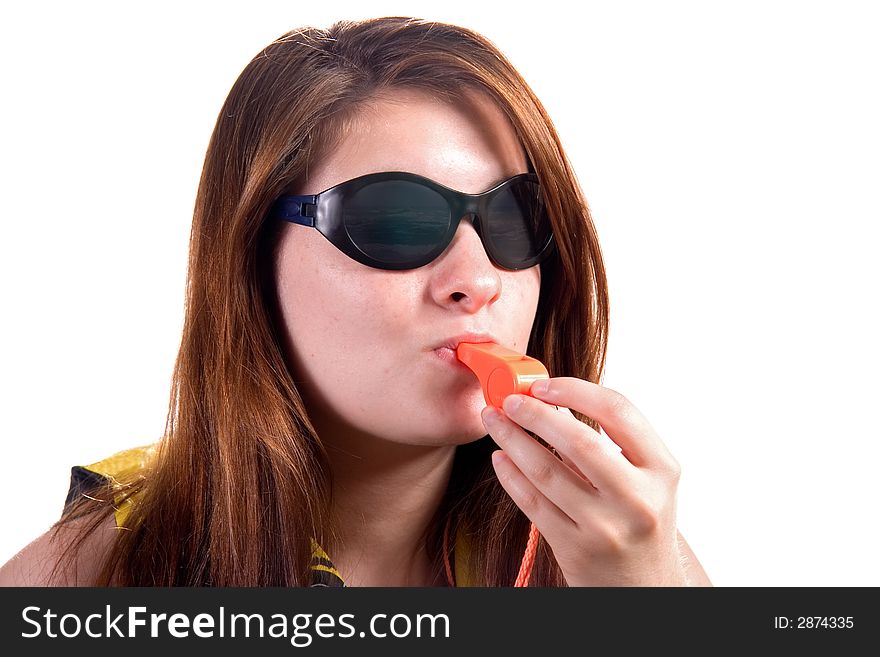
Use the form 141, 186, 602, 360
431, 332, 498, 370
433, 345, 471, 369
433, 332, 498, 352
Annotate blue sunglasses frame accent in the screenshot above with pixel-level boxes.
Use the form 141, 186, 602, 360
267, 170, 555, 271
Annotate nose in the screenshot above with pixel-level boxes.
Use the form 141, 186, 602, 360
428, 215, 501, 311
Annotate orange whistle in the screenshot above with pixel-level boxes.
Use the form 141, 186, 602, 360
456, 342, 549, 408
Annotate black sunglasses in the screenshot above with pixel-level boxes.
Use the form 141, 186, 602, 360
267, 171, 555, 271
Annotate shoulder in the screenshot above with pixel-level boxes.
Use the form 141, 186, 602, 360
68, 443, 158, 527
677, 529, 712, 587
75, 443, 158, 488
0, 513, 118, 586
0, 442, 159, 587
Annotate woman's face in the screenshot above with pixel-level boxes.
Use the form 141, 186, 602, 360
274, 88, 541, 447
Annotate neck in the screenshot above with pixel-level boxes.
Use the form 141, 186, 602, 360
321, 426, 457, 587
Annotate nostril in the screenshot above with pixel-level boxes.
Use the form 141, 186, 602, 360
451, 292, 466, 302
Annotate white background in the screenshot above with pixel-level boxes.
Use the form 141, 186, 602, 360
1, 0, 878, 586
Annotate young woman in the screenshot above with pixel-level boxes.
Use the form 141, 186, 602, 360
0, 16, 710, 587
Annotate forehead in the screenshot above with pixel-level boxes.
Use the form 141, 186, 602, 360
299, 87, 529, 195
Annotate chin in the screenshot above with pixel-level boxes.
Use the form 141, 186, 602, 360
437, 414, 490, 446
376, 388, 489, 445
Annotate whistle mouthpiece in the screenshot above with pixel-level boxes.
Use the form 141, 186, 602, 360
456, 342, 549, 408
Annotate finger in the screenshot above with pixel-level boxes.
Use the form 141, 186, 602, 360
490, 449, 579, 544
530, 378, 677, 471
553, 406, 618, 481
483, 405, 601, 524
501, 393, 636, 495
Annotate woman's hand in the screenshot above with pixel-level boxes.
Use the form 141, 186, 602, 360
483, 376, 692, 587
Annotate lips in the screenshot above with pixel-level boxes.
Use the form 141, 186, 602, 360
433, 332, 498, 352
431, 332, 499, 371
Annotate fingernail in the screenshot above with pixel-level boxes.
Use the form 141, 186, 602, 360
483, 406, 502, 426
503, 395, 523, 414
531, 379, 550, 396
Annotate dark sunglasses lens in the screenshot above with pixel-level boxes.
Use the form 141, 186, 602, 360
343, 180, 451, 266
486, 179, 551, 266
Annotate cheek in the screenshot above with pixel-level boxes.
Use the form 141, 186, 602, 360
505, 267, 542, 341
274, 231, 414, 372
278, 267, 360, 344
275, 233, 356, 355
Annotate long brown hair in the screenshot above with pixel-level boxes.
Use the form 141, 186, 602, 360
58, 16, 609, 586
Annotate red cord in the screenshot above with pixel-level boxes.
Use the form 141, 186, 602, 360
443, 515, 540, 587
514, 522, 540, 587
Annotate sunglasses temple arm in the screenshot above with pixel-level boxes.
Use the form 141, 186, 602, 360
270, 195, 318, 226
